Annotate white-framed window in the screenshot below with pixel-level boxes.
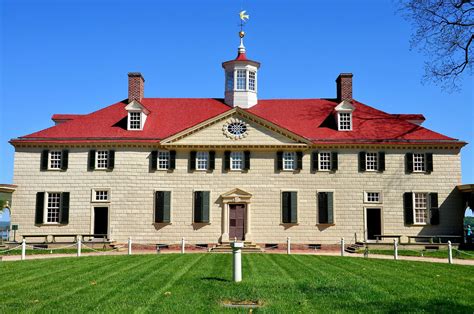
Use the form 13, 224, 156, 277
96, 150, 109, 169
46, 192, 61, 223
236, 69, 246, 90
129, 112, 142, 130
364, 191, 382, 203
338, 112, 352, 131
158, 151, 170, 170
230, 152, 244, 170
319, 152, 332, 171
413, 192, 428, 224
92, 189, 110, 202
49, 151, 62, 169
249, 71, 256, 91
225, 71, 234, 91
413, 153, 426, 172
366, 153, 378, 171
283, 152, 296, 171
196, 152, 209, 170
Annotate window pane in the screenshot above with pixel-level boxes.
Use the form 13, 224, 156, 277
230, 152, 243, 170
366, 153, 378, 171
196, 152, 209, 170
129, 112, 141, 129
339, 112, 351, 130
50, 151, 62, 169
97, 151, 109, 169
366, 192, 380, 203
414, 193, 428, 224
413, 153, 426, 172
158, 151, 170, 170
225, 71, 234, 91
249, 71, 256, 91
47, 193, 61, 223
319, 152, 331, 170
283, 152, 296, 170
236, 70, 246, 90
95, 190, 109, 201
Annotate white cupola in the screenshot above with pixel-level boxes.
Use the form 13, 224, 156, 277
222, 30, 260, 108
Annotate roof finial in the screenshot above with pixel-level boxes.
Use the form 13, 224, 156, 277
238, 10, 249, 54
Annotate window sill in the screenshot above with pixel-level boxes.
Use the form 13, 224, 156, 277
280, 223, 299, 226
411, 223, 428, 226
316, 223, 335, 226
91, 200, 110, 203
37, 223, 66, 226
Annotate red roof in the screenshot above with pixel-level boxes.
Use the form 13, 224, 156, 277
11, 98, 463, 146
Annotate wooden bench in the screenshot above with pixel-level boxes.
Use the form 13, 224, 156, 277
374, 235, 402, 243
407, 235, 434, 244
433, 235, 462, 244
408, 235, 463, 244
81, 234, 108, 242
22, 234, 49, 243
51, 234, 78, 243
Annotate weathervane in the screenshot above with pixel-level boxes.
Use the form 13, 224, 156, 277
238, 10, 249, 52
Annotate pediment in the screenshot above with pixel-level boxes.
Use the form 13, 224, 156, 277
335, 100, 355, 112
161, 108, 310, 146
222, 188, 252, 198
125, 100, 149, 114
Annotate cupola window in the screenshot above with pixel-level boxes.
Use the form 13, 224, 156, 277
236, 69, 247, 90
249, 71, 256, 91
225, 71, 234, 91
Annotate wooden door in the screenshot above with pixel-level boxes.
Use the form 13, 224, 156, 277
229, 204, 245, 240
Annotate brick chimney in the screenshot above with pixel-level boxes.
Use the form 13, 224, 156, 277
128, 72, 145, 103
336, 73, 353, 102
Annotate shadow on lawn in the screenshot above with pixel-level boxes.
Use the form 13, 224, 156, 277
201, 276, 230, 282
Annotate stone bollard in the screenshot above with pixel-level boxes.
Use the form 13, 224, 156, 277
340, 238, 345, 257
21, 239, 26, 261
128, 237, 132, 255
77, 238, 82, 257
181, 237, 185, 254
231, 241, 244, 282
287, 237, 291, 255
448, 241, 453, 264
393, 239, 398, 260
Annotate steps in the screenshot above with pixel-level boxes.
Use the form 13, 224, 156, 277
345, 241, 365, 253
210, 242, 263, 253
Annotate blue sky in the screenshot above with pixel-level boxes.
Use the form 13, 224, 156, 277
1, 0, 473, 184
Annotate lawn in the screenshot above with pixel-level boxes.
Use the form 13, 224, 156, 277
365, 248, 474, 260
1, 254, 473, 313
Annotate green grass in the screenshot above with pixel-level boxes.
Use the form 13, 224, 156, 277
1, 254, 473, 313
365, 249, 474, 260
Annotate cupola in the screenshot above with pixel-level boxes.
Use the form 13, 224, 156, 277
222, 12, 260, 109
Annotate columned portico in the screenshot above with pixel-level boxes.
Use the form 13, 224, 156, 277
220, 188, 252, 242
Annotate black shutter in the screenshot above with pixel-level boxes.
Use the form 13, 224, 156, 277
35, 192, 45, 225
169, 151, 176, 170
150, 151, 158, 171
359, 152, 366, 172
282, 192, 290, 223
107, 150, 115, 170
209, 151, 215, 171
60, 192, 70, 224
224, 151, 231, 171
430, 192, 439, 225
40, 150, 49, 171
406, 153, 413, 173
244, 151, 250, 170
378, 152, 385, 172
155, 191, 171, 223
311, 151, 318, 172
88, 150, 96, 171
426, 153, 433, 173
331, 152, 338, 171
190, 151, 196, 171
201, 191, 210, 223
290, 192, 297, 223
318, 192, 328, 224
61, 150, 69, 171
277, 151, 283, 171
194, 191, 202, 222
404, 192, 414, 225
327, 192, 334, 224
296, 152, 303, 171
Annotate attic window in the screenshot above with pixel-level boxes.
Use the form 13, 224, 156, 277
338, 112, 352, 131
129, 112, 142, 130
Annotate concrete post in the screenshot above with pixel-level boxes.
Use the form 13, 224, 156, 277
21, 239, 26, 261
77, 238, 82, 257
181, 237, 185, 254
128, 237, 132, 255
394, 239, 398, 260
231, 242, 243, 282
287, 237, 291, 255
340, 238, 345, 257
448, 241, 453, 264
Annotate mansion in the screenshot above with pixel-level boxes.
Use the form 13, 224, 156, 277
10, 34, 466, 246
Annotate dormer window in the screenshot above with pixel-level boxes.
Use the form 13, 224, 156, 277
129, 112, 142, 130
125, 100, 149, 131
338, 112, 352, 131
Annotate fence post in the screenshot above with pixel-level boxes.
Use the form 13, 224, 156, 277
448, 241, 453, 264
340, 238, 345, 257
128, 237, 132, 255
21, 239, 26, 261
77, 238, 82, 257
287, 237, 291, 255
181, 237, 185, 254
393, 239, 398, 260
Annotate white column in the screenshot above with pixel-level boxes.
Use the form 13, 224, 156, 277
77, 238, 82, 257
221, 204, 229, 242
287, 237, 291, 255
181, 237, 185, 254
231, 242, 243, 282
340, 238, 345, 257
448, 241, 453, 264
244, 203, 252, 241
21, 239, 26, 261
393, 239, 398, 260
128, 237, 132, 255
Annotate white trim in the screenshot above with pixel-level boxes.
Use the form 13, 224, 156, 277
363, 191, 383, 204
90, 205, 111, 237
412, 191, 429, 225
91, 188, 111, 203
43, 191, 62, 225
364, 206, 384, 242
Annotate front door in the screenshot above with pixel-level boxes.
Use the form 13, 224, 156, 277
94, 207, 108, 237
229, 204, 245, 241
366, 208, 382, 241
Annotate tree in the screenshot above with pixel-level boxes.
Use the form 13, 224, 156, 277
398, 0, 473, 90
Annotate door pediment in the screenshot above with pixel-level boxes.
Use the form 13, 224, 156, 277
221, 188, 252, 203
